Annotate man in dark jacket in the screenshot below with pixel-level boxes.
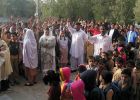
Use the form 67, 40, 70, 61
108, 24, 120, 43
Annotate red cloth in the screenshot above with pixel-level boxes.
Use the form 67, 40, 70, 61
71, 80, 86, 100
117, 47, 127, 64
88, 28, 100, 36
75, 74, 81, 81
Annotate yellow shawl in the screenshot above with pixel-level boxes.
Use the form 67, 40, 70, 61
0, 40, 13, 81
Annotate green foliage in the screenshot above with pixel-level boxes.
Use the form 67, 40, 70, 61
41, 0, 94, 20
0, 0, 35, 18
0, 0, 138, 23
41, 0, 137, 23
134, 0, 140, 23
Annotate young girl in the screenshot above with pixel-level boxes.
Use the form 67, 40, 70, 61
60, 67, 73, 100
9, 33, 20, 85
43, 70, 61, 100
118, 47, 127, 64
71, 80, 86, 100
58, 30, 69, 67
86, 56, 98, 71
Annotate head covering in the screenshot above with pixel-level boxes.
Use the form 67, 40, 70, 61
60, 67, 71, 82
80, 70, 97, 91
71, 80, 86, 100
60, 67, 71, 93
23, 29, 37, 47
23, 29, 38, 68
117, 47, 123, 53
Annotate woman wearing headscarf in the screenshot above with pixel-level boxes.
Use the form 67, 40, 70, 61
39, 27, 56, 74
80, 70, 105, 100
23, 29, 38, 86
57, 30, 69, 67
71, 79, 86, 100
60, 67, 72, 100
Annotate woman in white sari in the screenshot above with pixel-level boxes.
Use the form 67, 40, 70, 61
39, 27, 56, 75
23, 29, 38, 86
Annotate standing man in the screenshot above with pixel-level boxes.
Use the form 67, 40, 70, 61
89, 26, 112, 56
67, 21, 88, 71
108, 23, 120, 43
127, 25, 138, 46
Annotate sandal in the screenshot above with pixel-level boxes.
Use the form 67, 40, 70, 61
24, 82, 34, 86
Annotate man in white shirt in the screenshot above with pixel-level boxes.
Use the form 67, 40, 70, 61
67, 22, 88, 71
89, 26, 112, 56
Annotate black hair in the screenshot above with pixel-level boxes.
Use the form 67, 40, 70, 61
101, 70, 113, 84
98, 58, 107, 65
24, 22, 28, 28
107, 50, 113, 56
11, 32, 18, 36
121, 68, 131, 77
78, 64, 87, 73
94, 55, 101, 62
76, 22, 81, 26
126, 60, 135, 69
102, 52, 108, 56
80, 70, 97, 91
117, 36, 125, 42
43, 70, 60, 86
60, 31, 66, 41
88, 56, 94, 60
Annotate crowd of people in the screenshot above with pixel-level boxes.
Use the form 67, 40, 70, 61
0, 16, 140, 100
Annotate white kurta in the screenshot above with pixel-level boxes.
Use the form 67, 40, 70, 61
109, 29, 114, 38
68, 26, 88, 69
58, 37, 68, 49
68, 26, 88, 58
89, 34, 112, 56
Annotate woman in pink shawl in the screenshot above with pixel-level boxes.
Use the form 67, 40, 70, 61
71, 80, 86, 100
60, 67, 72, 100
60, 67, 71, 91
118, 47, 126, 64
23, 29, 38, 86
